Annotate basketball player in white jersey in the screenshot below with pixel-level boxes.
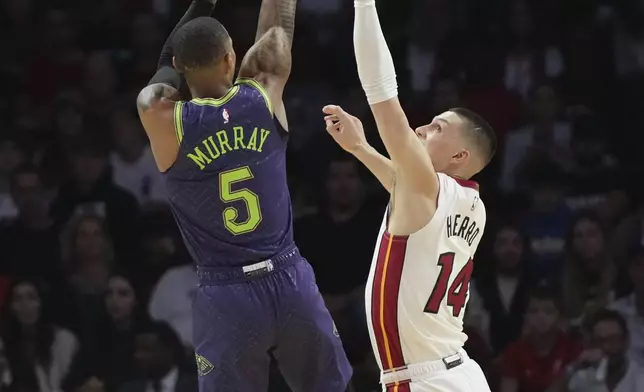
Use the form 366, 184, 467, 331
320, 2, 497, 391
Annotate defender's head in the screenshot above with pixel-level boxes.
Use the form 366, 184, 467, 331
172, 17, 236, 98
414, 108, 496, 179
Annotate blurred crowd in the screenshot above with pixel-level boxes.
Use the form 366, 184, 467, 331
2, 0, 644, 391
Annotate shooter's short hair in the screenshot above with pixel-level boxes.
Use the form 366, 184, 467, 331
172, 17, 230, 70
449, 107, 497, 167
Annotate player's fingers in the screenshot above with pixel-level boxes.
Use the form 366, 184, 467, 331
325, 119, 340, 132
322, 105, 349, 119
324, 115, 339, 122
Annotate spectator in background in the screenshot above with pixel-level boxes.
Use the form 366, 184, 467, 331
26, 9, 84, 103
522, 165, 572, 280
501, 83, 572, 193
470, 224, 532, 355
561, 212, 615, 327
500, 286, 582, 392
82, 52, 118, 123
563, 310, 644, 392
51, 137, 139, 260
565, 116, 621, 212
136, 213, 183, 303
65, 273, 149, 392
61, 213, 115, 334
503, 1, 565, 99
0, 166, 62, 285
1, 279, 79, 392
148, 261, 197, 349
610, 247, 644, 366
119, 322, 195, 392
36, 91, 86, 183
295, 153, 382, 307
109, 108, 165, 206
0, 135, 25, 221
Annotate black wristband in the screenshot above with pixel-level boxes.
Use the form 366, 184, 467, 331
148, 66, 182, 90
157, 0, 217, 69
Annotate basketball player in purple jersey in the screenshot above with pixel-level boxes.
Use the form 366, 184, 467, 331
135, 0, 352, 391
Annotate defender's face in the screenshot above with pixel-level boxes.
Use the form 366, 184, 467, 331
414, 111, 466, 172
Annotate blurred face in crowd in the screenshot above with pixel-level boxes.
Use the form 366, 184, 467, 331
493, 227, 524, 273
325, 159, 363, 209
592, 319, 626, 362
525, 297, 559, 336
11, 171, 50, 218
572, 218, 604, 266
630, 254, 644, 296
72, 153, 107, 186
111, 111, 146, 159
83, 52, 117, 101
105, 275, 136, 322
11, 282, 41, 326
0, 140, 25, 176
74, 217, 108, 261
532, 85, 558, 123
134, 333, 173, 377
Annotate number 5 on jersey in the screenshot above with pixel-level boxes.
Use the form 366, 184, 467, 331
219, 166, 262, 235
424, 252, 474, 318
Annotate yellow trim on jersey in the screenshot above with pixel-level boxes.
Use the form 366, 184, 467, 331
380, 235, 396, 371
235, 78, 273, 114
174, 101, 185, 143
191, 85, 240, 107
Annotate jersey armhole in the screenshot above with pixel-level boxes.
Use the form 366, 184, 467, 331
173, 101, 185, 144
235, 78, 273, 115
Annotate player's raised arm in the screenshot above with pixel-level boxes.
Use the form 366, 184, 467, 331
137, 0, 217, 171
323, 105, 394, 193
238, 0, 297, 130
353, 0, 438, 198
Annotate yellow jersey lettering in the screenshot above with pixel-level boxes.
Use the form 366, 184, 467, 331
247, 128, 259, 151
216, 130, 233, 154
233, 127, 246, 150
187, 147, 212, 170
203, 136, 221, 159
257, 129, 270, 152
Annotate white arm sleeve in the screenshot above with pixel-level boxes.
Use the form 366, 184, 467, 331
354, 0, 398, 104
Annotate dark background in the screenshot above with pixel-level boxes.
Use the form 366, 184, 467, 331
1, 0, 644, 391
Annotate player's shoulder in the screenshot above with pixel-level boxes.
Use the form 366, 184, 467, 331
437, 173, 480, 197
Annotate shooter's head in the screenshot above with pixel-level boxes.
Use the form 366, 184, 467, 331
414, 108, 496, 179
172, 17, 236, 98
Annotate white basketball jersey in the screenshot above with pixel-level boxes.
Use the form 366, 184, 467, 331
365, 173, 486, 371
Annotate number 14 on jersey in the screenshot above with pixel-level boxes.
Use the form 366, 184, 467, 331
424, 252, 474, 318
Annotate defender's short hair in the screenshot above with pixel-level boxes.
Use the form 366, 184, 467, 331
449, 107, 497, 167
172, 17, 230, 70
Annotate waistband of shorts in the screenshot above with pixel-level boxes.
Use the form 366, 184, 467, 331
196, 246, 300, 285
380, 349, 469, 386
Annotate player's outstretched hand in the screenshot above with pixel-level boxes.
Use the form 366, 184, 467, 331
323, 105, 367, 154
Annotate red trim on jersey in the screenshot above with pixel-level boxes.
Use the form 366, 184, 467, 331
371, 232, 408, 372
386, 382, 411, 392
447, 174, 479, 190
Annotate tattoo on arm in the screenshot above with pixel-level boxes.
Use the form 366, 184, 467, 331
255, 0, 297, 45
137, 84, 180, 112
278, 0, 296, 43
